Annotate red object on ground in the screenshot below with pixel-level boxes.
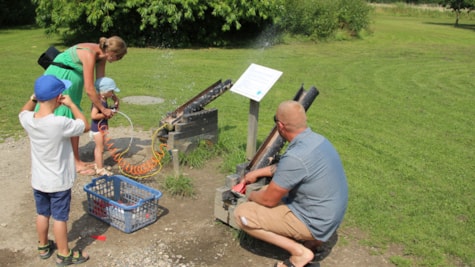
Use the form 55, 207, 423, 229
92, 235, 107, 241
232, 182, 246, 194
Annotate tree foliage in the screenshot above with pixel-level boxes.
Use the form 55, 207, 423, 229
32, 0, 371, 47
0, 0, 35, 27
280, 0, 371, 40
32, 0, 284, 47
367, 0, 440, 3
439, 0, 475, 25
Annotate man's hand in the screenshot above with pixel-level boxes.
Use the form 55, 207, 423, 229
242, 171, 259, 184
241, 164, 276, 184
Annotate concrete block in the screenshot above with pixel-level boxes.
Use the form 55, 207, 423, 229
214, 201, 231, 224
214, 186, 242, 229
227, 204, 238, 229
215, 186, 229, 205
214, 199, 239, 228
236, 196, 247, 206
235, 162, 248, 177
225, 173, 240, 188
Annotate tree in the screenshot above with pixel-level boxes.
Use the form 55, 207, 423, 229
32, 0, 371, 47
439, 0, 475, 25
31, 0, 284, 47
280, 0, 371, 40
0, 0, 35, 27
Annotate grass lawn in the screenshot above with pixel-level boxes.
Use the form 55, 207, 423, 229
0, 10, 474, 266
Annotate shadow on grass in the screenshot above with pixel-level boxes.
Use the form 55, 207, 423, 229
424, 22, 475, 32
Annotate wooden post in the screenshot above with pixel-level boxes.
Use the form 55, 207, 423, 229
246, 99, 259, 160
172, 149, 180, 177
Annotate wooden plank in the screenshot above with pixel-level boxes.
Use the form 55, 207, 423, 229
174, 121, 218, 137
169, 128, 218, 141
246, 100, 259, 160
182, 108, 218, 122
175, 109, 218, 132
166, 108, 219, 152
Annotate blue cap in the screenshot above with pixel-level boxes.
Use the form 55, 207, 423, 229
95, 77, 120, 94
34, 75, 72, 101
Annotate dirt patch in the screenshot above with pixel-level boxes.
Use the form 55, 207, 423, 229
0, 127, 397, 266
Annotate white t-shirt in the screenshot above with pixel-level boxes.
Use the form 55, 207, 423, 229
19, 111, 85, 192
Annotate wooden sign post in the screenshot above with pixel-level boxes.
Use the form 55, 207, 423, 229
231, 64, 283, 160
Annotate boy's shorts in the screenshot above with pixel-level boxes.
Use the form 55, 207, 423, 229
33, 189, 71, 222
234, 201, 314, 241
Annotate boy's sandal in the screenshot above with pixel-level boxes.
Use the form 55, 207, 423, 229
38, 240, 55, 259
56, 249, 89, 266
95, 167, 113, 176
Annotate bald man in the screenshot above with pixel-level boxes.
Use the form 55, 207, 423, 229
234, 100, 348, 267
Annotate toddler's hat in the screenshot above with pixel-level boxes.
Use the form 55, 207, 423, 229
34, 75, 72, 101
95, 77, 120, 94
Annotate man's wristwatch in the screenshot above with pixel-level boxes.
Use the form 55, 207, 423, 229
30, 94, 37, 103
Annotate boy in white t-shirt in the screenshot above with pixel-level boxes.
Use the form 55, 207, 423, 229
19, 75, 91, 266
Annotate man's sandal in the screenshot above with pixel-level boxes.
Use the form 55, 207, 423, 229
274, 258, 320, 267
38, 240, 55, 259
56, 249, 89, 266
274, 259, 295, 267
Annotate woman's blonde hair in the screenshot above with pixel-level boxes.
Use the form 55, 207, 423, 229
99, 36, 127, 58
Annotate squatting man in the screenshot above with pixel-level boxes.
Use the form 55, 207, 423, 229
234, 100, 348, 267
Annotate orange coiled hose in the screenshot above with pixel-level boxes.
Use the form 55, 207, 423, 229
98, 116, 168, 180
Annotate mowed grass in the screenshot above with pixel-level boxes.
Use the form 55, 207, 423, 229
1, 11, 474, 266
317, 15, 474, 266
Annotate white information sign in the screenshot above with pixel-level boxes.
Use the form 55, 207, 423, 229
231, 63, 283, 102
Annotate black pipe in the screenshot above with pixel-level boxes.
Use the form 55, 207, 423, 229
247, 85, 319, 172
157, 79, 233, 140
184, 79, 233, 114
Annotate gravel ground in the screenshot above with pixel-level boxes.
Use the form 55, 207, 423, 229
1, 95, 398, 266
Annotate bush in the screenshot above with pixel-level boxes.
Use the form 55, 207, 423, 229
338, 0, 372, 36
32, 0, 284, 47
31, 0, 370, 47
279, 0, 371, 40
280, 0, 336, 37
0, 0, 35, 27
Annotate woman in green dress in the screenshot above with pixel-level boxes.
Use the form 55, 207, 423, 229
45, 36, 127, 175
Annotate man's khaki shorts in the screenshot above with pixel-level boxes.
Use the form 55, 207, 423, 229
234, 201, 314, 241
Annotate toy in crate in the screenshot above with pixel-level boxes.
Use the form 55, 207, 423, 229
84, 175, 162, 233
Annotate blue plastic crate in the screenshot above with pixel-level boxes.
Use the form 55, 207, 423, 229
84, 175, 162, 233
